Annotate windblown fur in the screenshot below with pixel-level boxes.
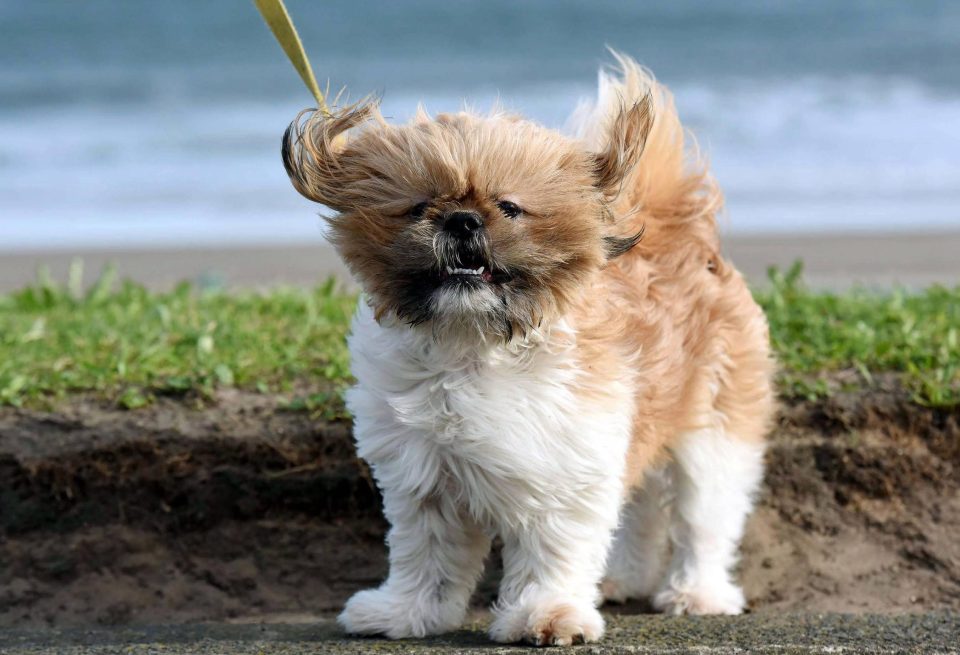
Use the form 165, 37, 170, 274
282, 54, 775, 646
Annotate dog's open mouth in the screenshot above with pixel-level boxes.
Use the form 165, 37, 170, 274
441, 265, 494, 282
437, 254, 511, 285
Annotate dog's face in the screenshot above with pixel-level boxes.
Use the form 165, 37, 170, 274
283, 100, 650, 341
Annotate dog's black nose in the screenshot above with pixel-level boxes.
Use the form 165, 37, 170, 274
443, 211, 483, 238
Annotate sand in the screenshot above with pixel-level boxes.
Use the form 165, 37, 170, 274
1, 230, 959, 293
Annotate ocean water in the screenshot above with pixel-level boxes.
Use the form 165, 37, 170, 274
1, 0, 958, 251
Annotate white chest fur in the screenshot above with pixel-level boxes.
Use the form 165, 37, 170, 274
345, 302, 634, 531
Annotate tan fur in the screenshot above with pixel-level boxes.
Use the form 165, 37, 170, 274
569, 59, 776, 486
282, 56, 775, 494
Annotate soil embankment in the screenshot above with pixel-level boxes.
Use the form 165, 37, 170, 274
1, 380, 958, 625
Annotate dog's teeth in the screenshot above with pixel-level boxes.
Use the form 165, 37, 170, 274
445, 266, 485, 276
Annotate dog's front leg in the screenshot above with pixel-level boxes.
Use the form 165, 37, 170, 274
338, 491, 490, 639
490, 502, 619, 646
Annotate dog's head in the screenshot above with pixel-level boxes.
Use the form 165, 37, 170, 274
282, 98, 651, 342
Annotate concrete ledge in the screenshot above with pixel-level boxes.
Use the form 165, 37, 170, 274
2, 614, 958, 654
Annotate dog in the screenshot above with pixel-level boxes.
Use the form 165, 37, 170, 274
281, 54, 775, 646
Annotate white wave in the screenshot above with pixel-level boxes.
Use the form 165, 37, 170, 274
1, 76, 958, 251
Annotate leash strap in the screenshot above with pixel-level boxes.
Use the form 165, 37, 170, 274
253, 0, 329, 114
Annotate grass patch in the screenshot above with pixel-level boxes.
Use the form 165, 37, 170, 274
756, 262, 960, 406
1, 261, 957, 410
0, 263, 355, 414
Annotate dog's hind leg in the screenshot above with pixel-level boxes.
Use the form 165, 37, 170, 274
601, 468, 672, 605
653, 428, 765, 615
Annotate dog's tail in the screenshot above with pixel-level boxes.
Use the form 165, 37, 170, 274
568, 52, 722, 259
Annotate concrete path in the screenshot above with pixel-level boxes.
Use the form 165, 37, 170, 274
2, 615, 958, 654
1, 231, 958, 292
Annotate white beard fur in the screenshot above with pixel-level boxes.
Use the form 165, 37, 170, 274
337, 299, 765, 645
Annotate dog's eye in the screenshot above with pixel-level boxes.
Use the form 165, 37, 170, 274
409, 201, 430, 218
497, 200, 522, 219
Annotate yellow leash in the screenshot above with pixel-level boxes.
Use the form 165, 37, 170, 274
253, 0, 330, 114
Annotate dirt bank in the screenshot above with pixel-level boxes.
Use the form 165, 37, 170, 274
1, 379, 958, 626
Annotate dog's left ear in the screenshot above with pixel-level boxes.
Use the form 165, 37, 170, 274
281, 100, 376, 211
592, 94, 654, 198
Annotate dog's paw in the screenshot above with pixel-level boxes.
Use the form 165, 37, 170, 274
338, 587, 463, 639
652, 578, 745, 616
490, 596, 604, 647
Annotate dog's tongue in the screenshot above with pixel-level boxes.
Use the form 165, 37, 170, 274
482, 269, 493, 282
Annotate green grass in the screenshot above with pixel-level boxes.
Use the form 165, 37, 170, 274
756, 262, 960, 406
0, 263, 355, 416
0, 261, 957, 411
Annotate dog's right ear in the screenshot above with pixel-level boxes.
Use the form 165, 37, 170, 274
282, 100, 375, 211
592, 94, 654, 199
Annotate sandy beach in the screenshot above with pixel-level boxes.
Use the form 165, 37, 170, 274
1, 230, 958, 293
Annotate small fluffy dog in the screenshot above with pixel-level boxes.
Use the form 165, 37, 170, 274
282, 55, 775, 646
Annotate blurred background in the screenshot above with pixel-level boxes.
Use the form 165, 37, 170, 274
1, 0, 958, 285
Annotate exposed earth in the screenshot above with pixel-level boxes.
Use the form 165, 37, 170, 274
2, 376, 959, 627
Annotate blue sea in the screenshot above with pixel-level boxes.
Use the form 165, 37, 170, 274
1, 0, 958, 251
